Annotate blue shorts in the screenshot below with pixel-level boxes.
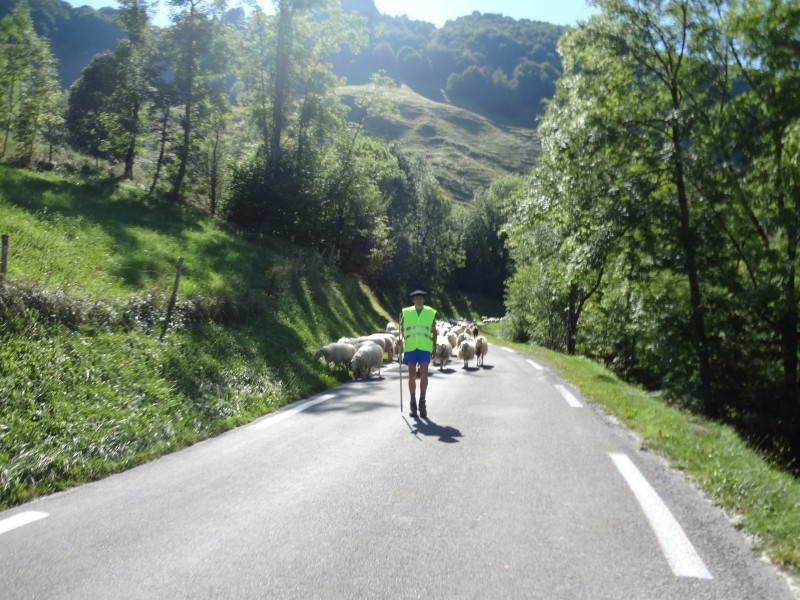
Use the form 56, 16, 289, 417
403, 349, 431, 365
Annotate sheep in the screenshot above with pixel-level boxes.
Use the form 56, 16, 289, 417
337, 334, 393, 360
457, 339, 477, 369
447, 332, 458, 349
349, 342, 384, 380
313, 342, 357, 370
386, 321, 399, 335
433, 338, 452, 370
392, 335, 404, 361
338, 336, 369, 346
475, 336, 489, 367
366, 333, 397, 361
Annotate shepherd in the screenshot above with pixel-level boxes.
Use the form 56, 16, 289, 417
400, 289, 437, 419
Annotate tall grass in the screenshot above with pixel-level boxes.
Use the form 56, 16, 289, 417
0, 165, 391, 508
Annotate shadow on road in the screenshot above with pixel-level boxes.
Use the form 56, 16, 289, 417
407, 417, 463, 443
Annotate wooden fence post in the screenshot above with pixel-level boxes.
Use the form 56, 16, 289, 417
160, 256, 184, 341
1, 234, 8, 284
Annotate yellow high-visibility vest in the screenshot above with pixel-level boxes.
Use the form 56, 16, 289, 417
402, 306, 436, 352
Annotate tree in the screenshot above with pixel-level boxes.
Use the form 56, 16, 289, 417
0, 1, 60, 164
561, 0, 719, 407
197, 87, 231, 215
65, 52, 117, 162
513, 0, 800, 459
385, 151, 463, 297
99, 0, 156, 179
166, 0, 229, 201
228, 0, 369, 241
456, 176, 520, 300
709, 0, 800, 439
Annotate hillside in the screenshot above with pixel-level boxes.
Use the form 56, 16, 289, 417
0, 165, 387, 506
340, 84, 539, 202
0, 163, 508, 507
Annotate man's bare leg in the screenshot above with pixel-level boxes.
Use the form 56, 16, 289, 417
407, 362, 418, 417
419, 362, 429, 418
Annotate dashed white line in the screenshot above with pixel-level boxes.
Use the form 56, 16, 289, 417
610, 453, 712, 580
554, 383, 583, 407
501, 346, 515, 353
253, 394, 337, 429
526, 359, 543, 370
0, 511, 48, 535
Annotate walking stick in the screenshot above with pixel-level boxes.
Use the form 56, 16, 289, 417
399, 312, 403, 413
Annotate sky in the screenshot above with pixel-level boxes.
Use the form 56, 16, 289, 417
68, 0, 598, 29
372, 0, 597, 27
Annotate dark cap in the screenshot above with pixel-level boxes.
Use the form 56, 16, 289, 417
409, 289, 427, 298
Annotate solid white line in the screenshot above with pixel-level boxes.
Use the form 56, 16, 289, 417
610, 453, 712, 579
554, 384, 583, 407
501, 346, 515, 353
253, 394, 337, 429
0, 511, 49, 535
526, 359, 543, 370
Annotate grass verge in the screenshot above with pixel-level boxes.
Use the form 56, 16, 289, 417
483, 324, 800, 581
0, 165, 392, 508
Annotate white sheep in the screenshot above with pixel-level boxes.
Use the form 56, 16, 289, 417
386, 321, 399, 335
366, 332, 396, 361
392, 335, 403, 361
313, 342, 357, 369
447, 332, 458, 349
433, 338, 452, 370
349, 342, 384, 380
457, 339, 477, 369
475, 336, 489, 367
338, 336, 369, 346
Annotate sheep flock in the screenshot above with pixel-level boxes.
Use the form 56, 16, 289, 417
312, 318, 491, 379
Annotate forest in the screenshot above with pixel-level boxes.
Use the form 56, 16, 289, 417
503, 0, 800, 467
2, 0, 800, 469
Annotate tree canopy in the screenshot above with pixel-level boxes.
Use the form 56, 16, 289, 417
504, 0, 800, 466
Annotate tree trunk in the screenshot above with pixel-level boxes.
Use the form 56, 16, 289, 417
172, 100, 192, 201
270, 1, 293, 178
123, 98, 140, 180
149, 104, 170, 195
209, 127, 221, 215
566, 283, 578, 355
170, 3, 197, 202
2, 81, 15, 159
774, 131, 800, 422
672, 118, 714, 413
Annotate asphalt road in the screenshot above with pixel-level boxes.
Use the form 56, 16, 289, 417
1, 345, 795, 599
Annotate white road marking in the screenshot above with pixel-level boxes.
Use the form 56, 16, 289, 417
501, 346, 515, 353
253, 394, 337, 429
0, 511, 49, 535
610, 453, 712, 580
526, 359, 544, 370
554, 384, 583, 407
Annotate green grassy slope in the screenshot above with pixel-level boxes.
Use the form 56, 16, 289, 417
340, 84, 539, 202
0, 165, 393, 507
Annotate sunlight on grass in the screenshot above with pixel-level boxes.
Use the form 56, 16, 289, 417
0, 165, 389, 510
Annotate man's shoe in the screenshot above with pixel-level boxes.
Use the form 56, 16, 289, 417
419, 398, 427, 419
409, 398, 418, 418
